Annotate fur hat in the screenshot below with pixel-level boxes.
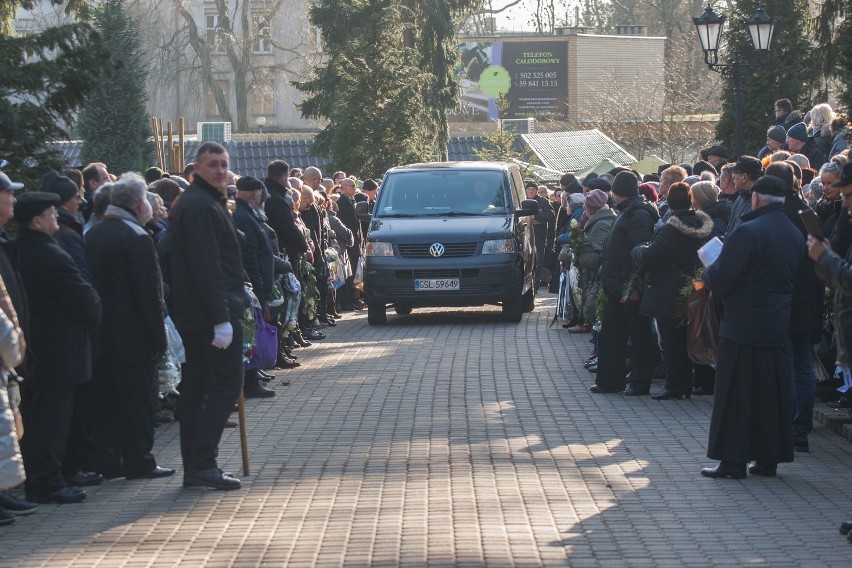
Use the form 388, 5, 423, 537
787, 122, 809, 143
611, 171, 639, 197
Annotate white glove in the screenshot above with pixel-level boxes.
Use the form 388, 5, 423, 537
211, 322, 233, 349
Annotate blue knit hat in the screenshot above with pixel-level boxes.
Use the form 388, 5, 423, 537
787, 122, 809, 143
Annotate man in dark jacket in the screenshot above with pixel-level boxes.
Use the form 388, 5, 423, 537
786, 122, 827, 171
701, 175, 804, 479
725, 156, 763, 234
590, 172, 660, 395
525, 181, 555, 288
169, 142, 245, 491
336, 177, 363, 311
233, 176, 276, 399
13, 192, 101, 504
85, 173, 174, 480
264, 160, 308, 273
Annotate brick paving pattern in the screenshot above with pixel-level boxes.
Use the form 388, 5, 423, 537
1, 292, 849, 567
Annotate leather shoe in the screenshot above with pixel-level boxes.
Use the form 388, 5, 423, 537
66, 471, 104, 487
0, 492, 38, 515
589, 384, 619, 394
700, 462, 746, 479
126, 466, 176, 480
586, 364, 598, 373
183, 468, 241, 490
840, 520, 852, 535
303, 329, 326, 340
224, 420, 237, 428
651, 388, 690, 400
244, 384, 275, 398
27, 486, 87, 504
257, 369, 275, 381
691, 386, 713, 396
623, 386, 649, 396
747, 462, 777, 477
318, 317, 336, 327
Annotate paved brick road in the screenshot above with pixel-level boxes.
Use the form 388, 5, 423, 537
1, 293, 850, 567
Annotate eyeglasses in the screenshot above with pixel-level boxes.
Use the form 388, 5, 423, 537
39, 207, 59, 218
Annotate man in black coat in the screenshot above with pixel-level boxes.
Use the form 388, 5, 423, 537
85, 173, 174, 480
525, 181, 555, 287
169, 142, 245, 490
233, 176, 276, 399
336, 177, 363, 311
264, 160, 308, 270
701, 175, 804, 479
590, 172, 660, 396
13, 192, 101, 504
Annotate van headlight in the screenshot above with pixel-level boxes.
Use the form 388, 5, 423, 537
482, 239, 515, 254
366, 241, 394, 256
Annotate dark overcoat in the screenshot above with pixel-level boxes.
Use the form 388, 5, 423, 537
169, 177, 245, 331
13, 228, 101, 389
600, 196, 658, 297
233, 198, 275, 301
85, 207, 167, 362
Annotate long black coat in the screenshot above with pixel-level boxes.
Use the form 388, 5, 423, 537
264, 177, 308, 265
13, 228, 101, 389
703, 203, 804, 348
169, 177, 245, 331
337, 194, 362, 270
55, 209, 91, 283
233, 198, 275, 301
600, 196, 659, 297
85, 207, 167, 362
633, 209, 713, 325
701, 200, 731, 240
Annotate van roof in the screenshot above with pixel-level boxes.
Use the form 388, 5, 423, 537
386, 161, 518, 173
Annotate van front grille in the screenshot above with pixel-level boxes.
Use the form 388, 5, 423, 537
397, 243, 477, 258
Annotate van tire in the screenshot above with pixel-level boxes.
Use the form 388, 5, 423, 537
367, 302, 387, 325
522, 285, 535, 312
502, 289, 523, 322
394, 305, 412, 315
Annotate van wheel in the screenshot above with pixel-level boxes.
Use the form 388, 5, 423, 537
367, 302, 387, 325
502, 288, 523, 322
522, 285, 535, 312
394, 305, 412, 315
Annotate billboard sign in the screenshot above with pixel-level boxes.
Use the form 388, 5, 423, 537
451, 40, 568, 122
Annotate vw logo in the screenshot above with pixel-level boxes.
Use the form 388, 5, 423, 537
429, 243, 445, 257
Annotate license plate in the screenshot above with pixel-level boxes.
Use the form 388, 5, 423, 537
415, 279, 460, 291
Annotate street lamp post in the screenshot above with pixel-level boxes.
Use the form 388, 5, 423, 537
693, 5, 774, 158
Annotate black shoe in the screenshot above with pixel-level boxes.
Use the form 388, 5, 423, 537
700, 462, 746, 479
747, 462, 777, 477
66, 471, 105, 487
583, 357, 598, 369
0, 492, 38, 516
840, 520, 852, 535
587, 364, 598, 373
27, 486, 87, 504
623, 386, 650, 396
793, 441, 810, 453
303, 329, 326, 340
224, 420, 237, 428
244, 384, 276, 398
257, 369, 275, 380
691, 386, 714, 396
126, 466, 177, 480
589, 384, 620, 394
651, 388, 690, 400
318, 317, 336, 327
183, 468, 241, 490
0, 508, 14, 526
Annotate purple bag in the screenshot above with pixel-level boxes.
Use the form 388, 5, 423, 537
245, 312, 278, 370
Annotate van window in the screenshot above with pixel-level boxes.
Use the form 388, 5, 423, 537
375, 170, 511, 218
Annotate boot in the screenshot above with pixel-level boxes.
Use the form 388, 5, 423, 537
700, 461, 746, 479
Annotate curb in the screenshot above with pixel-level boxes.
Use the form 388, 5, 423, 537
814, 404, 852, 442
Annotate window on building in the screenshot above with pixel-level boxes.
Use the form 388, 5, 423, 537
207, 80, 229, 118
206, 13, 225, 54
252, 13, 271, 54
252, 78, 275, 116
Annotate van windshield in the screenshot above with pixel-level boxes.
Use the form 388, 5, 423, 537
374, 170, 511, 218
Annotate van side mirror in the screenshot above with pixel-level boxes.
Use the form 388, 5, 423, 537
514, 199, 539, 217
355, 201, 371, 221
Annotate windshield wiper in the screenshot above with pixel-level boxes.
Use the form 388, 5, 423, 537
422, 211, 493, 217
379, 213, 418, 218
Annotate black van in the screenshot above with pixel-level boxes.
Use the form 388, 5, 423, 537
355, 162, 539, 324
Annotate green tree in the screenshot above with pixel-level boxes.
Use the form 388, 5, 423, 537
0, 0, 108, 185
714, 0, 817, 155
78, 0, 150, 174
811, 0, 851, 112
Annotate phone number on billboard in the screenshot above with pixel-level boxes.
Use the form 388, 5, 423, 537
518, 80, 559, 88
517, 72, 558, 79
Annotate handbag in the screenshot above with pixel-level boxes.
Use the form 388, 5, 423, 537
686, 287, 719, 366
837, 307, 852, 363
245, 310, 278, 370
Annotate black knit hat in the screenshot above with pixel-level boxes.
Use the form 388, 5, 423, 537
611, 171, 639, 197
40, 171, 80, 204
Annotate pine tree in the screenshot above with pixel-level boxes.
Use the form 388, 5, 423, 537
812, 0, 852, 113
714, 0, 817, 156
0, 0, 108, 186
78, 0, 150, 175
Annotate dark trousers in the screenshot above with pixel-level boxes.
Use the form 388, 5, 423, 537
20, 385, 76, 494
177, 323, 244, 472
63, 380, 96, 477
595, 295, 658, 391
102, 359, 158, 476
657, 320, 693, 393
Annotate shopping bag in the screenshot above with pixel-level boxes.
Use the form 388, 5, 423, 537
686, 287, 719, 366
245, 311, 278, 370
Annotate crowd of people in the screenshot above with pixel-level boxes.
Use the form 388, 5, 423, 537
0, 142, 379, 524
1, 98, 851, 528
540, 99, 850, 480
